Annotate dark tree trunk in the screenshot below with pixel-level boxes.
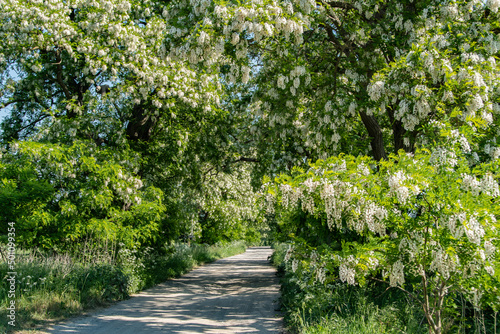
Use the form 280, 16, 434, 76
387, 106, 414, 154
126, 104, 157, 142
359, 111, 388, 161
392, 119, 406, 153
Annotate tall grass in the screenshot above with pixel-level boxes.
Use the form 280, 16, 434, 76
0, 241, 246, 333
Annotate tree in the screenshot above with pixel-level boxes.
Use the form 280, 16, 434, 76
0, 0, 260, 247
157, 0, 500, 176
264, 149, 500, 334
0, 140, 164, 250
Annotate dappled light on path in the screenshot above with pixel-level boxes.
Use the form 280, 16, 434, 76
48, 247, 283, 333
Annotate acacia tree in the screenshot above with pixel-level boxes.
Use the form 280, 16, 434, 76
263, 149, 500, 334
3, 0, 499, 175
1, 1, 499, 244
0, 0, 228, 153
0, 0, 261, 247
158, 0, 500, 176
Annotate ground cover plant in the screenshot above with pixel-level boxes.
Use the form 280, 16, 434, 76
0, 241, 246, 333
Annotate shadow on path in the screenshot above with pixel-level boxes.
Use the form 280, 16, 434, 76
47, 247, 283, 333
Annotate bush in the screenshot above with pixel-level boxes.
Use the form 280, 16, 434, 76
272, 243, 426, 334
265, 151, 500, 334
271, 243, 498, 334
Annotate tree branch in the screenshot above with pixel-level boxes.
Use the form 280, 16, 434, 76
230, 157, 259, 163
53, 53, 72, 100
369, 276, 424, 307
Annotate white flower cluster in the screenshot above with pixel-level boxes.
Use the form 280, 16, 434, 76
388, 171, 419, 204
461, 173, 499, 197
111, 169, 144, 206
201, 166, 259, 224
488, 0, 500, 13
276, 171, 389, 235
446, 212, 489, 246
363, 201, 388, 236
367, 81, 385, 101
320, 180, 348, 229
279, 183, 302, 209
429, 247, 458, 280
399, 237, 419, 260
316, 266, 326, 284
445, 212, 466, 239
484, 143, 500, 160
469, 287, 483, 310
291, 259, 299, 273
429, 147, 458, 168
339, 255, 358, 285
389, 260, 405, 287
484, 240, 496, 258
357, 163, 371, 176
275, 66, 309, 96
464, 215, 486, 245
449, 130, 472, 154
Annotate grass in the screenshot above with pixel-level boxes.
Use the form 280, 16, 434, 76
0, 241, 247, 333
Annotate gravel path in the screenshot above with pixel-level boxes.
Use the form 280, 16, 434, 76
46, 247, 283, 333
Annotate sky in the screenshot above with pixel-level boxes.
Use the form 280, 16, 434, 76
1, 67, 16, 122
0, 109, 8, 122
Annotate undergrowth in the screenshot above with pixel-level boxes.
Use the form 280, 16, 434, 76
0, 241, 246, 333
271, 243, 498, 334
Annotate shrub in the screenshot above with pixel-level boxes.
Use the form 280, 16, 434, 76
265, 149, 500, 334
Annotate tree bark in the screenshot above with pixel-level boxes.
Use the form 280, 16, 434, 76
387, 105, 414, 154
126, 104, 157, 142
359, 111, 388, 161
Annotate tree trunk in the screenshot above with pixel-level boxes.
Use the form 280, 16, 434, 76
359, 111, 388, 161
387, 106, 414, 154
126, 104, 157, 142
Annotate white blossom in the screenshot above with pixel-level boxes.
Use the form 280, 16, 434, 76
389, 260, 405, 287
339, 262, 356, 285
368, 81, 385, 101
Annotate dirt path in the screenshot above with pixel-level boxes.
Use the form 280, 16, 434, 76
47, 247, 283, 333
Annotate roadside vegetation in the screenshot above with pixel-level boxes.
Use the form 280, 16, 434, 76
265, 151, 499, 334
271, 242, 498, 334
0, 241, 246, 333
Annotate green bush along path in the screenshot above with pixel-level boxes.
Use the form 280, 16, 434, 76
45, 247, 283, 334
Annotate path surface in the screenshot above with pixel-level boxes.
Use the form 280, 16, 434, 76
47, 247, 283, 333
